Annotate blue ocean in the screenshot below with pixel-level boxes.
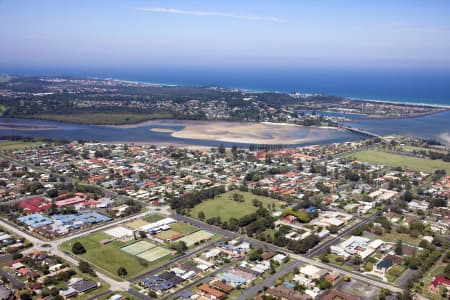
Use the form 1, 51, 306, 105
5, 67, 450, 106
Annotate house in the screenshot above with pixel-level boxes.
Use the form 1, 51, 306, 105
71, 279, 98, 293
261, 252, 276, 261
407, 200, 429, 211
428, 275, 450, 294
59, 287, 78, 298
322, 290, 360, 300
265, 285, 311, 300
198, 283, 224, 299
210, 280, 234, 293
299, 265, 327, 280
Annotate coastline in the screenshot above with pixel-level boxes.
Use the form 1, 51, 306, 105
105, 76, 450, 109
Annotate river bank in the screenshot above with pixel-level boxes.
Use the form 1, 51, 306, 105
0, 118, 361, 148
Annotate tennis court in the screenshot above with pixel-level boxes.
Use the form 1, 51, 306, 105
121, 240, 156, 255
137, 246, 172, 262
156, 229, 184, 241
178, 230, 214, 247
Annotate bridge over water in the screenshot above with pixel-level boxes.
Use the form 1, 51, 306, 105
338, 125, 383, 139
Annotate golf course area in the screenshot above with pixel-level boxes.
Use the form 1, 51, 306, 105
345, 149, 450, 174
190, 190, 284, 221
60, 232, 172, 280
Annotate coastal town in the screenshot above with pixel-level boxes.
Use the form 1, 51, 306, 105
2, 0, 450, 299
0, 77, 446, 127
0, 134, 448, 300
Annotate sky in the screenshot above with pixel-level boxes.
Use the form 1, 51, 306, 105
1, 0, 450, 73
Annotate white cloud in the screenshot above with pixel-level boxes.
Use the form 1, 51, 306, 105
139, 7, 285, 23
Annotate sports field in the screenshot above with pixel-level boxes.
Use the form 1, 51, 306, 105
60, 232, 171, 279
136, 247, 172, 262
190, 190, 284, 222
177, 230, 214, 247
121, 240, 155, 255
345, 149, 450, 174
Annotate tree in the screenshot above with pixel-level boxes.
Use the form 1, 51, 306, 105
198, 211, 205, 220
218, 144, 226, 154
395, 240, 403, 256
231, 145, 238, 157
352, 226, 365, 236
328, 225, 339, 234
352, 254, 362, 265
248, 248, 263, 261
71, 242, 86, 255
403, 190, 413, 202
318, 279, 331, 289
78, 260, 96, 277
117, 267, 128, 277
172, 241, 188, 253
444, 263, 450, 280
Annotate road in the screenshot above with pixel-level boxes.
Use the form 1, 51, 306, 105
129, 238, 225, 282
236, 260, 302, 300
0, 149, 404, 297
0, 268, 25, 289
306, 212, 380, 258
128, 288, 155, 300
171, 214, 404, 294
162, 260, 238, 300
170, 214, 239, 239
0, 218, 130, 291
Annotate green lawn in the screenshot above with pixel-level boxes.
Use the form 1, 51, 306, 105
143, 214, 166, 223
170, 222, 199, 235
30, 112, 174, 125
189, 190, 284, 222
0, 140, 43, 151
60, 232, 170, 280
363, 231, 421, 246
386, 265, 407, 283
398, 145, 448, 155
345, 149, 450, 174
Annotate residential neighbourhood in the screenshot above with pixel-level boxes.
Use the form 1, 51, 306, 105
0, 135, 449, 299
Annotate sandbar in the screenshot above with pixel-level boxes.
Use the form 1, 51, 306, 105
150, 128, 176, 133
171, 121, 340, 144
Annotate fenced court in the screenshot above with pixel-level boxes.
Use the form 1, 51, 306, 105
137, 246, 172, 262
121, 240, 156, 255
155, 229, 184, 241
178, 230, 214, 247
